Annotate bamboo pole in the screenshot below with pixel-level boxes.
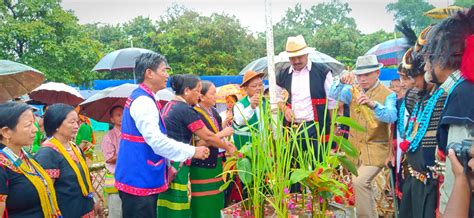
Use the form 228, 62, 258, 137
264, 0, 278, 114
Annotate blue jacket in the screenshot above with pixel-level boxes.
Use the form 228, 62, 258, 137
114, 85, 168, 196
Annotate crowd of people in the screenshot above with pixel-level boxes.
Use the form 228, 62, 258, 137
0, 6, 472, 218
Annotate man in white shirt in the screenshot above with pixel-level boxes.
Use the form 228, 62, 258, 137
114, 52, 209, 217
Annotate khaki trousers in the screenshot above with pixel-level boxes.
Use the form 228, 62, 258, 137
353, 165, 382, 218
108, 193, 122, 218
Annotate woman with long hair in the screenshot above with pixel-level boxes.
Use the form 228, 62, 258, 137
35, 103, 98, 217
157, 74, 236, 217
0, 102, 61, 217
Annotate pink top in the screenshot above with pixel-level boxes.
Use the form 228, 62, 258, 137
101, 127, 121, 174
290, 61, 336, 122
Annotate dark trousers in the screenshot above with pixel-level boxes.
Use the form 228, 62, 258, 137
119, 191, 158, 218
290, 121, 323, 193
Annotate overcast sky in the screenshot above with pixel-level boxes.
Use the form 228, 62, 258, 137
61, 0, 454, 34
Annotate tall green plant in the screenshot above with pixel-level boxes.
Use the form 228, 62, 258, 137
221, 96, 364, 217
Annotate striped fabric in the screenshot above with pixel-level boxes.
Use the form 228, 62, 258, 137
190, 157, 225, 218
157, 162, 191, 218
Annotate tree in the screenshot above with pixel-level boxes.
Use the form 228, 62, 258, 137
311, 24, 361, 67
453, 0, 473, 8
0, 0, 105, 85
272, 1, 357, 53
150, 5, 265, 75
386, 0, 435, 32
271, 1, 375, 67
122, 16, 156, 48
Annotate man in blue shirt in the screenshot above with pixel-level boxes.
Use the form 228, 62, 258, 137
329, 54, 397, 218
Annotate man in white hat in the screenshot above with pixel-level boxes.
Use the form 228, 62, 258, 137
276, 35, 337, 159
329, 54, 397, 218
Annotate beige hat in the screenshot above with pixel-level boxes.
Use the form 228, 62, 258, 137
353, 55, 384, 75
283, 35, 315, 58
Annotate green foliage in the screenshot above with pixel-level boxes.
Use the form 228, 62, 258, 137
453, 0, 473, 8
236, 157, 252, 185
0, 0, 402, 85
334, 136, 358, 158
386, 0, 435, 32
151, 6, 265, 75
289, 168, 312, 185
272, 2, 396, 67
336, 116, 366, 132
0, 0, 104, 86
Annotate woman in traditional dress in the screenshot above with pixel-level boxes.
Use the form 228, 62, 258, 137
35, 103, 97, 217
191, 81, 234, 218
157, 74, 236, 217
0, 102, 62, 217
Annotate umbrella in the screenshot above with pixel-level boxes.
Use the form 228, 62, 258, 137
0, 60, 45, 103
79, 83, 138, 122
365, 38, 408, 67
239, 50, 345, 77
29, 82, 84, 106
92, 48, 155, 82
424, 6, 465, 19
156, 88, 175, 101
216, 84, 243, 103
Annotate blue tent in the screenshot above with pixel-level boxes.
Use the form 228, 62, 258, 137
379, 68, 399, 81
92, 76, 269, 90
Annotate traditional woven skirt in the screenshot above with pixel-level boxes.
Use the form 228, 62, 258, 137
157, 162, 191, 218
190, 156, 225, 218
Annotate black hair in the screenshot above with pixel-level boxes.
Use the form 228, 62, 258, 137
43, 103, 75, 137
169, 74, 200, 95
408, 50, 426, 78
0, 102, 33, 140
109, 105, 124, 117
227, 94, 238, 102
134, 52, 168, 83
264, 88, 270, 95
422, 6, 474, 71
200, 81, 214, 96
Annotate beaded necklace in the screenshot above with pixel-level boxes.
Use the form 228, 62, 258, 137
397, 100, 419, 139
401, 78, 465, 152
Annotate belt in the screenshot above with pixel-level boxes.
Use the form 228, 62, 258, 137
408, 165, 440, 184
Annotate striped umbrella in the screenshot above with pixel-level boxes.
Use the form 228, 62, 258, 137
424, 6, 465, 19
365, 38, 408, 67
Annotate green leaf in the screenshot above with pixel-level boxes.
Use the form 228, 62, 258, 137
236, 158, 252, 185
239, 144, 253, 158
337, 155, 358, 176
334, 135, 359, 158
289, 169, 312, 185
336, 116, 366, 132
219, 179, 232, 192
